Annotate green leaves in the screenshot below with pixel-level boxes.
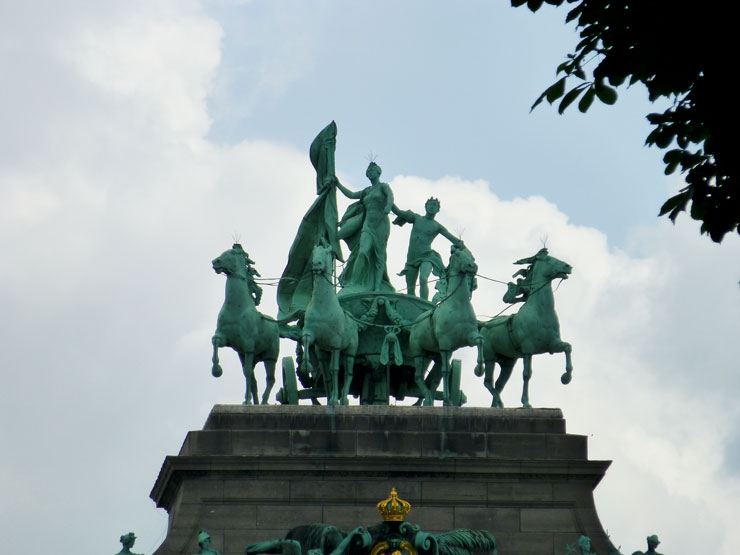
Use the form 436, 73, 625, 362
659, 191, 690, 220
594, 81, 618, 104
545, 77, 566, 103
578, 86, 595, 112
646, 126, 675, 149
663, 149, 682, 175
558, 83, 589, 114
512, 0, 739, 242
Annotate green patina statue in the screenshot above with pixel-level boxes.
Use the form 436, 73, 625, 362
212, 122, 576, 408
277, 121, 343, 318
115, 532, 143, 555
478, 248, 574, 408
407, 245, 485, 406
566, 535, 597, 555
335, 161, 396, 295
631, 535, 663, 555
300, 239, 359, 406
212, 244, 279, 404
194, 529, 220, 555
244, 489, 497, 555
393, 197, 462, 300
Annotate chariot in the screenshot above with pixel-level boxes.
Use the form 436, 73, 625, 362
275, 291, 466, 407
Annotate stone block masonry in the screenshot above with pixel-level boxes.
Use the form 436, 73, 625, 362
150, 405, 614, 555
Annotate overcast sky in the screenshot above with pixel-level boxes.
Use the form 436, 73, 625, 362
1, 1, 739, 554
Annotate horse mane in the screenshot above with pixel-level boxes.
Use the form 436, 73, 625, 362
505, 247, 548, 302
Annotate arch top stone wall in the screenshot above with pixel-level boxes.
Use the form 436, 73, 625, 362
150, 405, 615, 555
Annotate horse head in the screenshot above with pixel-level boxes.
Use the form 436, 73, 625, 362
311, 239, 333, 279
533, 249, 572, 282
514, 248, 572, 286
447, 244, 478, 278
212, 243, 250, 279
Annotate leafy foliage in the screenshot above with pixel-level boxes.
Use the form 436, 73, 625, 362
512, 0, 737, 242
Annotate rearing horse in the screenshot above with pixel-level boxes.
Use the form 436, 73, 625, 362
211, 244, 279, 404
408, 244, 484, 406
479, 248, 573, 408
301, 240, 359, 406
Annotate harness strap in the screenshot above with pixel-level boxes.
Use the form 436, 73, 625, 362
428, 311, 439, 347
506, 316, 520, 353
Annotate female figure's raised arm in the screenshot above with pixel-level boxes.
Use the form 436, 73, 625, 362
335, 179, 363, 200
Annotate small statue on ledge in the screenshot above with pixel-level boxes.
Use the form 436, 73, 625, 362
566, 535, 596, 555
631, 535, 663, 555
194, 529, 220, 555
115, 532, 143, 555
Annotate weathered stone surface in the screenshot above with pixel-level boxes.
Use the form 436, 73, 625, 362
223, 479, 290, 502
487, 482, 553, 503
453, 507, 519, 532
256, 505, 323, 529
421, 431, 487, 457
291, 430, 357, 456
520, 508, 578, 532
494, 532, 554, 555
420, 481, 487, 504
322, 505, 379, 530
151, 405, 614, 555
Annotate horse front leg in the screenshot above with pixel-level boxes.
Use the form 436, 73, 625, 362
414, 356, 434, 406
261, 359, 276, 404
556, 340, 573, 385
521, 354, 532, 408
240, 351, 256, 405
494, 358, 516, 407
340, 354, 354, 406
211, 334, 224, 377
301, 333, 314, 376
328, 348, 340, 406
440, 351, 451, 406
472, 333, 485, 377
483, 360, 502, 408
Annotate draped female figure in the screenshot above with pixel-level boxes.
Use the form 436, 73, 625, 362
335, 162, 395, 294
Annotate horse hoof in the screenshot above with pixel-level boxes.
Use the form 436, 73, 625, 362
561, 372, 572, 385
474, 364, 484, 378
212, 364, 223, 378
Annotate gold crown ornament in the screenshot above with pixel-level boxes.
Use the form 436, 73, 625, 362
376, 488, 412, 522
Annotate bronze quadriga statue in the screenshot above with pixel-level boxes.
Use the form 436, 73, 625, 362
211, 122, 574, 407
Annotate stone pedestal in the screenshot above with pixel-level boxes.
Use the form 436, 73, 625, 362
150, 405, 614, 555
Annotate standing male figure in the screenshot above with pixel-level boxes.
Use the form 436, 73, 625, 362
393, 197, 462, 300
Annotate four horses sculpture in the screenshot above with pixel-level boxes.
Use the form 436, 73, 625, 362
408, 244, 485, 406
478, 248, 573, 408
211, 244, 279, 405
301, 240, 359, 406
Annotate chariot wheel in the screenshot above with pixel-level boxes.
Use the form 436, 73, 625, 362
449, 359, 463, 407
280, 356, 299, 405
